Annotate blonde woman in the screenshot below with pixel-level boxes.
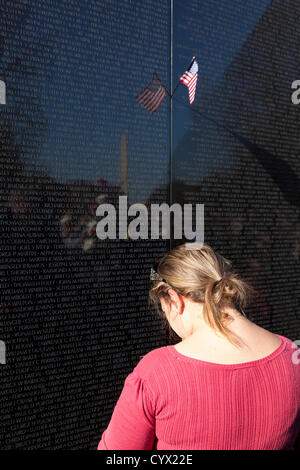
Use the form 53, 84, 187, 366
97, 243, 300, 450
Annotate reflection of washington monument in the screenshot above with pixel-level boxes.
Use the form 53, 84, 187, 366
120, 133, 128, 195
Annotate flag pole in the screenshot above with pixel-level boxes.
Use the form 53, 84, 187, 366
170, 56, 196, 98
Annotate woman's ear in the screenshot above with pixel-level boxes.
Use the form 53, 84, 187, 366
160, 297, 170, 315
168, 289, 185, 315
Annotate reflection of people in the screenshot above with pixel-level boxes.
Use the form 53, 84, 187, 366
97, 243, 300, 450
60, 213, 88, 249
10, 191, 28, 214
60, 212, 97, 251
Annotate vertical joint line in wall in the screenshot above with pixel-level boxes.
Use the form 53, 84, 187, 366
169, 0, 173, 252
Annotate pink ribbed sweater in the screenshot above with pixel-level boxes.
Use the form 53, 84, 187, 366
97, 334, 300, 450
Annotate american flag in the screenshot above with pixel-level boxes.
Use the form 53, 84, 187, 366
135, 72, 167, 114
179, 59, 198, 105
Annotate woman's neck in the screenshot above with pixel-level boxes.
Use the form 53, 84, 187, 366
183, 308, 251, 350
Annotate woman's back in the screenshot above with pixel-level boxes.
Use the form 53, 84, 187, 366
98, 333, 300, 450
160, 334, 300, 449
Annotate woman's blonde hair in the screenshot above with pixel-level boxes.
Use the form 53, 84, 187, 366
149, 243, 256, 348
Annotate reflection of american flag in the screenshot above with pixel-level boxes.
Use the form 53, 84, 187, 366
179, 59, 198, 104
135, 73, 166, 114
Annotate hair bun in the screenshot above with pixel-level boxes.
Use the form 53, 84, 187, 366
213, 275, 235, 296
223, 277, 236, 296
213, 278, 222, 288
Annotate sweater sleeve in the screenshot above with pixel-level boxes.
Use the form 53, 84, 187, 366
97, 369, 156, 450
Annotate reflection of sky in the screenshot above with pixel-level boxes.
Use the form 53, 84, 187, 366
2, 0, 169, 205
2, 0, 271, 203
173, 0, 271, 148
39, 0, 170, 202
